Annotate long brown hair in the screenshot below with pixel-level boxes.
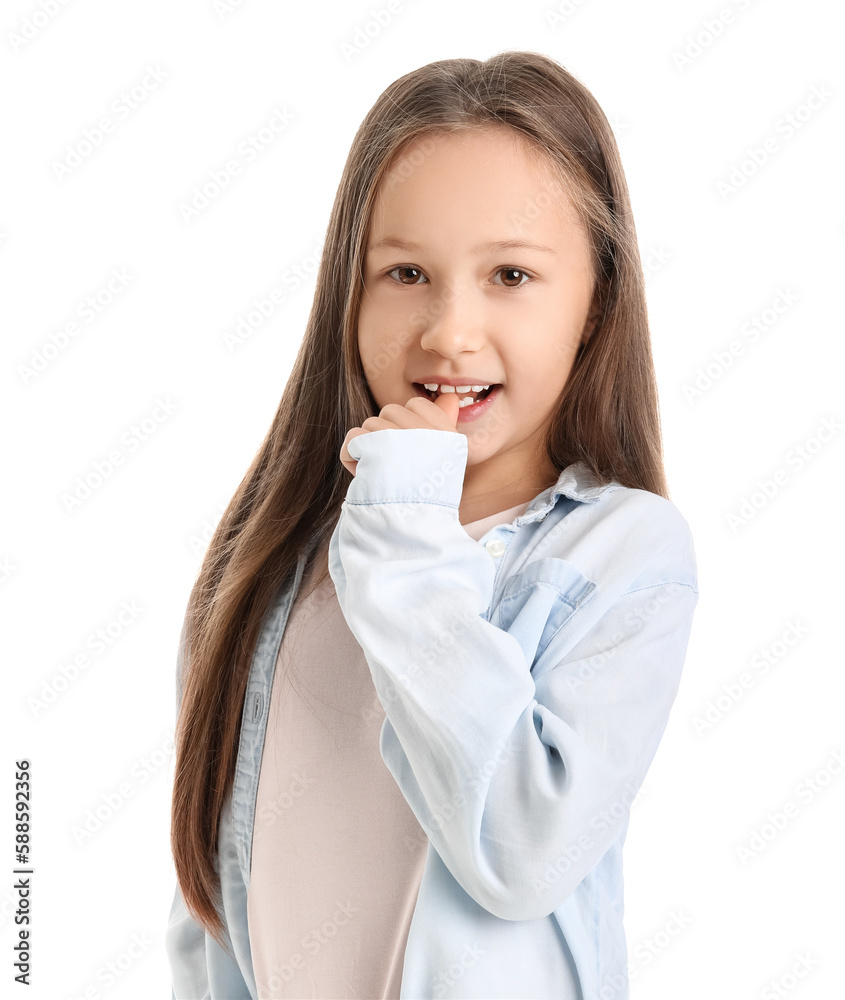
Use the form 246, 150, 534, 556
170, 50, 668, 949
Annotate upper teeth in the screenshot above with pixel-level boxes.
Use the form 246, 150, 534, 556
422, 383, 491, 393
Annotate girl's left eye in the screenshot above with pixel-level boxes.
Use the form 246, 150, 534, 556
387, 265, 427, 285
386, 265, 532, 288
493, 267, 532, 289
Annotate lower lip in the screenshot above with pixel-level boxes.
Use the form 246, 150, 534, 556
413, 384, 503, 423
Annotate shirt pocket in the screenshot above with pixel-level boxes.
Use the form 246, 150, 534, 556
493, 557, 597, 669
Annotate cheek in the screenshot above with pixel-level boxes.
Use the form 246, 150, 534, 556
357, 309, 399, 391
356, 293, 393, 353
359, 295, 414, 369
355, 301, 380, 361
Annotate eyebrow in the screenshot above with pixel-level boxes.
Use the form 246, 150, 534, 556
366, 237, 557, 256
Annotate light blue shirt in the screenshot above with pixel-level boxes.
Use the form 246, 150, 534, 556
166, 428, 698, 999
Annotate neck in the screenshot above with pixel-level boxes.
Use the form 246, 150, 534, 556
459, 454, 560, 526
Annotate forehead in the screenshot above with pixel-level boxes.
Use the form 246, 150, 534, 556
368, 128, 581, 241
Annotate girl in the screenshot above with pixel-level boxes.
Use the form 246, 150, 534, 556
167, 51, 699, 1000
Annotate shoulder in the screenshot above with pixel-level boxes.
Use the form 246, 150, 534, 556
538, 468, 698, 595
600, 482, 695, 551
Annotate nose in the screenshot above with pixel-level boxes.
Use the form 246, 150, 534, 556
416, 278, 484, 356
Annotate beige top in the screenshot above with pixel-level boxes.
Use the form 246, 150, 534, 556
247, 500, 530, 999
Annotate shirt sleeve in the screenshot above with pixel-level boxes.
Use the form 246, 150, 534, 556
328, 427, 699, 922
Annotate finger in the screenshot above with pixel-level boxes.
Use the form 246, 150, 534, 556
339, 419, 400, 475
402, 393, 461, 429
433, 390, 460, 427
339, 427, 368, 476
340, 454, 358, 477
373, 403, 429, 429
361, 414, 403, 431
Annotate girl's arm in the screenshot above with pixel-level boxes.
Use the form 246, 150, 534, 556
329, 427, 698, 923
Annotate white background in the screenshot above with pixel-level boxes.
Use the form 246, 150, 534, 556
2, 0, 843, 997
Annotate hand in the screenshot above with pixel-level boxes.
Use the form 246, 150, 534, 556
340, 391, 461, 477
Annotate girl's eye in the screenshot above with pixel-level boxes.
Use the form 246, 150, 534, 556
494, 267, 531, 289
386, 265, 532, 288
387, 265, 427, 285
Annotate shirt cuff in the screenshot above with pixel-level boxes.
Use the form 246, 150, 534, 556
345, 428, 468, 508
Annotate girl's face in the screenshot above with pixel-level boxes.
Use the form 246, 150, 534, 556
357, 127, 597, 495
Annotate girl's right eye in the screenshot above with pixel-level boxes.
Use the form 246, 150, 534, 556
387, 265, 428, 285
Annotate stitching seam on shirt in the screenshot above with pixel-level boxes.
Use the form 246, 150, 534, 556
499, 583, 586, 610
345, 498, 459, 508
542, 599, 593, 654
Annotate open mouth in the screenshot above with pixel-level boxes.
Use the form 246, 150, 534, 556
411, 382, 504, 421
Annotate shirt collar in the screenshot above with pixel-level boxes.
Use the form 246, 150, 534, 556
516, 461, 623, 525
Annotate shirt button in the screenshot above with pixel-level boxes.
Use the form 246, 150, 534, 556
485, 538, 506, 558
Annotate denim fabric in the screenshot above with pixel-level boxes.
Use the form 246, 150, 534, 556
166, 428, 698, 1000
